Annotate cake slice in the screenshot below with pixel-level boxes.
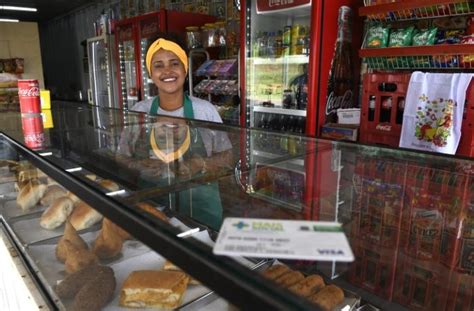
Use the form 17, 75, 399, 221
119, 270, 189, 309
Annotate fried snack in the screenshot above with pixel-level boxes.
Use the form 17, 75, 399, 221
16, 179, 47, 210
73, 265, 116, 311
64, 240, 99, 274
261, 264, 291, 280
56, 265, 110, 299
93, 218, 128, 260
288, 275, 325, 297
69, 201, 103, 230
135, 202, 168, 222
308, 285, 344, 311
274, 270, 305, 287
162, 260, 200, 285
40, 185, 67, 206
98, 179, 120, 192
119, 270, 189, 309
56, 220, 88, 263
40, 196, 75, 230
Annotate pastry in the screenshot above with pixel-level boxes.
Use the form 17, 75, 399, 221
119, 270, 189, 309
40, 184, 67, 206
72, 265, 116, 311
16, 179, 47, 210
98, 179, 120, 192
288, 274, 325, 297
40, 196, 75, 230
135, 202, 168, 222
69, 201, 103, 230
64, 240, 99, 274
56, 265, 111, 299
308, 285, 344, 311
93, 218, 129, 260
261, 264, 290, 280
162, 260, 200, 285
274, 270, 304, 287
66, 191, 81, 203
56, 220, 88, 263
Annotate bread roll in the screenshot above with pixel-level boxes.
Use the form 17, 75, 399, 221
64, 240, 99, 274
56, 265, 110, 299
66, 191, 80, 203
40, 185, 67, 206
262, 264, 290, 280
288, 275, 325, 297
135, 202, 168, 222
40, 197, 75, 230
98, 179, 119, 192
162, 260, 200, 285
69, 201, 103, 230
85, 174, 96, 181
56, 220, 88, 263
73, 265, 116, 311
16, 180, 47, 210
308, 285, 344, 311
274, 270, 304, 287
93, 218, 127, 260
119, 270, 189, 309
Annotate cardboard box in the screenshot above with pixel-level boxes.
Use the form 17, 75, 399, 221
41, 110, 54, 129
40, 90, 51, 110
321, 123, 358, 142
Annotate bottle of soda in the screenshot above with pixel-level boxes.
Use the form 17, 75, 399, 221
325, 6, 355, 123
368, 95, 376, 122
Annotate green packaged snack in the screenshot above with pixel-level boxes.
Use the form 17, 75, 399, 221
366, 24, 390, 48
413, 27, 438, 46
388, 26, 415, 47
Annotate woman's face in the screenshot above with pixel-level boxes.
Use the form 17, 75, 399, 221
150, 49, 186, 96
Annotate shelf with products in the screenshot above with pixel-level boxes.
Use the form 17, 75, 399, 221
250, 54, 309, 65
360, 0, 474, 22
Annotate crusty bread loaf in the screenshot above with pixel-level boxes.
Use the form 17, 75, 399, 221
262, 264, 290, 280
288, 274, 325, 297
64, 240, 99, 274
56, 220, 88, 263
40, 197, 75, 230
40, 185, 67, 206
119, 270, 189, 309
98, 179, 119, 192
308, 285, 344, 311
69, 201, 103, 231
16, 179, 48, 210
93, 218, 128, 260
135, 202, 168, 222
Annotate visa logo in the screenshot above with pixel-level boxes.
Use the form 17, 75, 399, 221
317, 249, 344, 255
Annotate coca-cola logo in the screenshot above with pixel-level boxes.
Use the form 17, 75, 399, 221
24, 133, 44, 143
376, 124, 392, 131
18, 87, 40, 97
325, 90, 353, 115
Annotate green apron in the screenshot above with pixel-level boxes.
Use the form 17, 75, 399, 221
149, 95, 223, 230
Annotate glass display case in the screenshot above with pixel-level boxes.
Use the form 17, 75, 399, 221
0, 104, 473, 310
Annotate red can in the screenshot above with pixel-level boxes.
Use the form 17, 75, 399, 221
21, 114, 45, 150
18, 79, 41, 113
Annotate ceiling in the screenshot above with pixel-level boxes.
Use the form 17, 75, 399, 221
0, 0, 96, 22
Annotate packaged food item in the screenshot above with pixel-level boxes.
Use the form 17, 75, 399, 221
388, 26, 415, 47
412, 27, 438, 46
366, 24, 390, 48
461, 34, 474, 68
185, 26, 201, 49
436, 29, 465, 44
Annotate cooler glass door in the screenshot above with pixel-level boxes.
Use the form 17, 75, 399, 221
117, 23, 138, 110
88, 36, 109, 107
138, 14, 162, 101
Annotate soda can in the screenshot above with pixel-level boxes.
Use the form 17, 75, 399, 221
21, 113, 45, 150
18, 79, 41, 114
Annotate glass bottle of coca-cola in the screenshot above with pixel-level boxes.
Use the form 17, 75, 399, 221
325, 6, 354, 123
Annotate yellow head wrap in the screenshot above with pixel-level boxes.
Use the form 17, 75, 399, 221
145, 38, 188, 76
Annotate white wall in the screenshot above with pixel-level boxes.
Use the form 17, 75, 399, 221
0, 22, 45, 88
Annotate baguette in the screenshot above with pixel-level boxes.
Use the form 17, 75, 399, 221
40, 185, 67, 206
69, 201, 103, 230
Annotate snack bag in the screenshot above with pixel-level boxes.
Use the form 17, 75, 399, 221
388, 26, 415, 47
366, 24, 390, 48
412, 27, 438, 46
461, 34, 474, 68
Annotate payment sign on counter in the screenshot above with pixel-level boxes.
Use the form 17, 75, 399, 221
213, 218, 354, 262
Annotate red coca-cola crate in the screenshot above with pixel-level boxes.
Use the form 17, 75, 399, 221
360, 73, 474, 157
445, 271, 474, 311
393, 253, 450, 311
400, 164, 469, 265
359, 72, 411, 147
348, 239, 399, 300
